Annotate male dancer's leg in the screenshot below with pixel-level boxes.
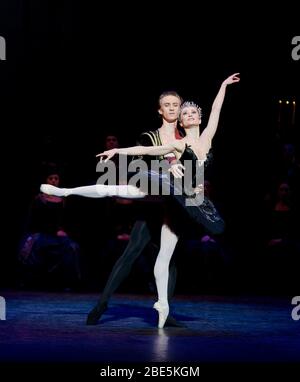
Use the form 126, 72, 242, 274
86, 220, 151, 324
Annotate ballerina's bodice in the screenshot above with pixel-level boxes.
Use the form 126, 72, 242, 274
178, 144, 210, 189
136, 144, 224, 235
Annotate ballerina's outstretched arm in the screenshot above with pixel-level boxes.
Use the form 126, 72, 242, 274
199, 73, 240, 154
96, 140, 185, 163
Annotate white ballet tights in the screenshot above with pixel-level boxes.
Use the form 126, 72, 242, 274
41, 184, 146, 199
68, 184, 146, 198
154, 224, 179, 308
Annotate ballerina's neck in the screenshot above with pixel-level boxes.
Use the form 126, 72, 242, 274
184, 125, 200, 138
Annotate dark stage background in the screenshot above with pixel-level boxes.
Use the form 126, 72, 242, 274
0, 1, 299, 294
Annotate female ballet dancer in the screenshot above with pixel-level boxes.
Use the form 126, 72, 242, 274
41, 73, 240, 328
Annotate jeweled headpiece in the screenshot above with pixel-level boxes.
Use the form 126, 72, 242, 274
179, 101, 202, 120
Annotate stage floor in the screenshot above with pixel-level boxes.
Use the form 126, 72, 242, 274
0, 291, 299, 363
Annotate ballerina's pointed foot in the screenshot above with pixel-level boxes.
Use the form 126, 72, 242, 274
153, 301, 169, 329
40, 184, 69, 197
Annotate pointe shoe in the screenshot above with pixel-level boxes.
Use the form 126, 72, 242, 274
153, 301, 169, 329
40, 184, 68, 197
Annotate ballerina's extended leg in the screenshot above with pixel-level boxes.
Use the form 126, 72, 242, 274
40, 184, 146, 199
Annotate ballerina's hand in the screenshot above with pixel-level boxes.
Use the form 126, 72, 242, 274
96, 148, 118, 162
194, 184, 204, 194
168, 163, 185, 178
223, 73, 240, 85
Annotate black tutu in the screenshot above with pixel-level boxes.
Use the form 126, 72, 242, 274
135, 144, 225, 235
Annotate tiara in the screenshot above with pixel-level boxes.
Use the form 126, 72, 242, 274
180, 101, 202, 119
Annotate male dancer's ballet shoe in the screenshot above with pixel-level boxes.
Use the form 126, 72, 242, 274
40, 184, 69, 197
165, 315, 187, 328
153, 301, 169, 329
86, 302, 108, 325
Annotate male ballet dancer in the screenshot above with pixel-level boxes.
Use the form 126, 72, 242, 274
87, 91, 185, 326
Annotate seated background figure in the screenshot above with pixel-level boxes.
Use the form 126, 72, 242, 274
18, 164, 81, 289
